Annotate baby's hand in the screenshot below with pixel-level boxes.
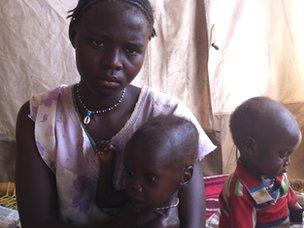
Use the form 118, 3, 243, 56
95, 143, 115, 163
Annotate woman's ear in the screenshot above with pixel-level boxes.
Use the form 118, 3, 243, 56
69, 22, 77, 48
180, 165, 194, 186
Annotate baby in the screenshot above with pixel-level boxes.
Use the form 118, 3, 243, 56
97, 115, 199, 227
219, 97, 303, 227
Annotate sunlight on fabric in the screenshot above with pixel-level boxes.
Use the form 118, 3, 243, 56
207, 0, 304, 114
273, 0, 304, 104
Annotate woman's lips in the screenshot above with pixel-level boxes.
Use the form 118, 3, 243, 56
96, 76, 120, 88
104, 75, 119, 83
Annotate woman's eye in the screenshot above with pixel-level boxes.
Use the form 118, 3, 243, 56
92, 40, 105, 48
126, 47, 140, 56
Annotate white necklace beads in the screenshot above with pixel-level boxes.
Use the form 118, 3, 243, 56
75, 84, 126, 125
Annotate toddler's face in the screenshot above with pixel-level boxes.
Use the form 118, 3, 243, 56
71, 2, 150, 96
124, 147, 182, 209
250, 131, 301, 177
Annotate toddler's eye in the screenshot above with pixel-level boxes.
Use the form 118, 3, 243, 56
92, 40, 105, 48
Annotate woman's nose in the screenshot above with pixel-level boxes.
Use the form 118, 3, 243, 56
105, 49, 122, 71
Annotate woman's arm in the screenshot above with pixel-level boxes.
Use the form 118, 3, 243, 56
178, 160, 205, 228
15, 102, 82, 228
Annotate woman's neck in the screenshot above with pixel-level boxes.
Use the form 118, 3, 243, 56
78, 82, 127, 110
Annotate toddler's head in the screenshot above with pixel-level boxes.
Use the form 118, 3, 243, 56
230, 97, 301, 178
124, 115, 199, 209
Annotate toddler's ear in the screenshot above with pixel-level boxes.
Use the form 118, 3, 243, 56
180, 165, 194, 186
241, 136, 257, 155
69, 23, 77, 48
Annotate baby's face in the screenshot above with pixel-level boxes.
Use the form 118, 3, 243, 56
124, 146, 182, 209
250, 131, 301, 177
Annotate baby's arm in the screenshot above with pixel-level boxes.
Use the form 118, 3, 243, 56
95, 146, 128, 209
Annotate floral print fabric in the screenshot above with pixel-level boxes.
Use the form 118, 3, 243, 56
29, 84, 216, 225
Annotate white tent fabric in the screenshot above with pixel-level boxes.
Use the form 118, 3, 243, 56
206, 0, 304, 179
1, 0, 303, 181
0, 0, 214, 180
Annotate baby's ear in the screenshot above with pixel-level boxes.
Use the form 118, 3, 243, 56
180, 165, 194, 186
69, 23, 77, 48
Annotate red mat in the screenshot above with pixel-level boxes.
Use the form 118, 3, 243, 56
204, 174, 228, 219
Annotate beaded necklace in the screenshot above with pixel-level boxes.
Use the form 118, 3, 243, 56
73, 84, 117, 158
75, 83, 126, 125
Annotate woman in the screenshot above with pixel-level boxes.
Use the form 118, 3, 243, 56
15, 0, 215, 227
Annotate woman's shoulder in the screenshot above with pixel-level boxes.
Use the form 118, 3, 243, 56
28, 84, 71, 121
31, 84, 70, 103
141, 86, 182, 110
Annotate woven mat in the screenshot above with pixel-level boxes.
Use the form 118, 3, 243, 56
0, 182, 17, 210
204, 174, 229, 219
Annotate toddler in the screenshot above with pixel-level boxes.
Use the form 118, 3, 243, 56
219, 97, 303, 227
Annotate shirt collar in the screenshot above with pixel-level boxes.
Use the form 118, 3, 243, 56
235, 161, 285, 205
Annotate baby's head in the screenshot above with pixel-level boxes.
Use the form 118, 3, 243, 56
124, 115, 198, 209
230, 97, 301, 178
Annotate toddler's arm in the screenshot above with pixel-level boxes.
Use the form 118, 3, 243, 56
288, 186, 303, 223
219, 182, 255, 228
289, 204, 303, 223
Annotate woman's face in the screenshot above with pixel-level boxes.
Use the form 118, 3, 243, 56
71, 2, 150, 96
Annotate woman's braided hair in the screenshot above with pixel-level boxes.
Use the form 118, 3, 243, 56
68, 0, 156, 39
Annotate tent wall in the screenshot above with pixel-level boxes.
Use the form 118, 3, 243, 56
0, 0, 216, 181
206, 0, 304, 180
1, 0, 303, 181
